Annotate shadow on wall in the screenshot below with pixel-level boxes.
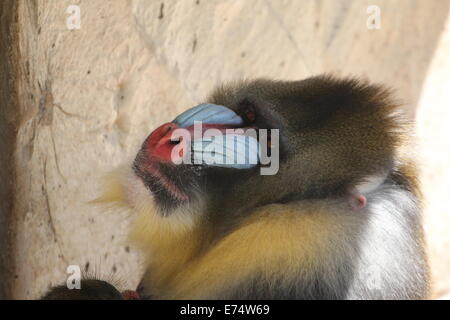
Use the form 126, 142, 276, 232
0, 1, 20, 299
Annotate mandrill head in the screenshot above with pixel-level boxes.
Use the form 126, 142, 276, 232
104, 75, 404, 235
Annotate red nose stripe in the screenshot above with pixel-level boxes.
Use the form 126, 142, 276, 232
145, 122, 242, 163
145, 122, 180, 162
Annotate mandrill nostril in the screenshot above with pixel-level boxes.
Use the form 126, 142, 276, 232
162, 123, 175, 134
169, 138, 181, 145
149, 123, 179, 145
163, 125, 172, 134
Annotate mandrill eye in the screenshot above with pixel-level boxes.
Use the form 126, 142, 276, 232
239, 99, 257, 124
244, 110, 256, 123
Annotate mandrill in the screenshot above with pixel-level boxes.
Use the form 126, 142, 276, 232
42, 75, 429, 300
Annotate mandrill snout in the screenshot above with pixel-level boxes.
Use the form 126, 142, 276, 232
144, 122, 183, 163
140, 103, 260, 169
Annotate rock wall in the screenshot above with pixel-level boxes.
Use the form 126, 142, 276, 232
417, 15, 450, 299
1, 0, 449, 299
0, 0, 19, 300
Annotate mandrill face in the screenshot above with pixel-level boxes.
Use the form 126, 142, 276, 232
132, 102, 266, 216
132, 76, 399, 219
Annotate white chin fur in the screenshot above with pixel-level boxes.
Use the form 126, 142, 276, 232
120, 166, 155, 210
118, 165, 202, 231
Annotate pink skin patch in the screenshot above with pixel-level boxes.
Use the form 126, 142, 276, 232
347, 187, 367, 210
145, 122, 181, 162
122, 290, 141, 300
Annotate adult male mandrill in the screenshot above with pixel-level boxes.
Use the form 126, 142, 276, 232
42, 75, 429, 300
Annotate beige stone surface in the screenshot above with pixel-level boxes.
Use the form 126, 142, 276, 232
8, 0, 450, 299
417, 14, 450, 299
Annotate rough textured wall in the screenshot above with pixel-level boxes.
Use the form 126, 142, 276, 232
6, 0, 449, 299
0, 1, 19, 300
417, 15, 450, 299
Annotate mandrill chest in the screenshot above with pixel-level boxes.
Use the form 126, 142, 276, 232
133, 201, 351, 299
